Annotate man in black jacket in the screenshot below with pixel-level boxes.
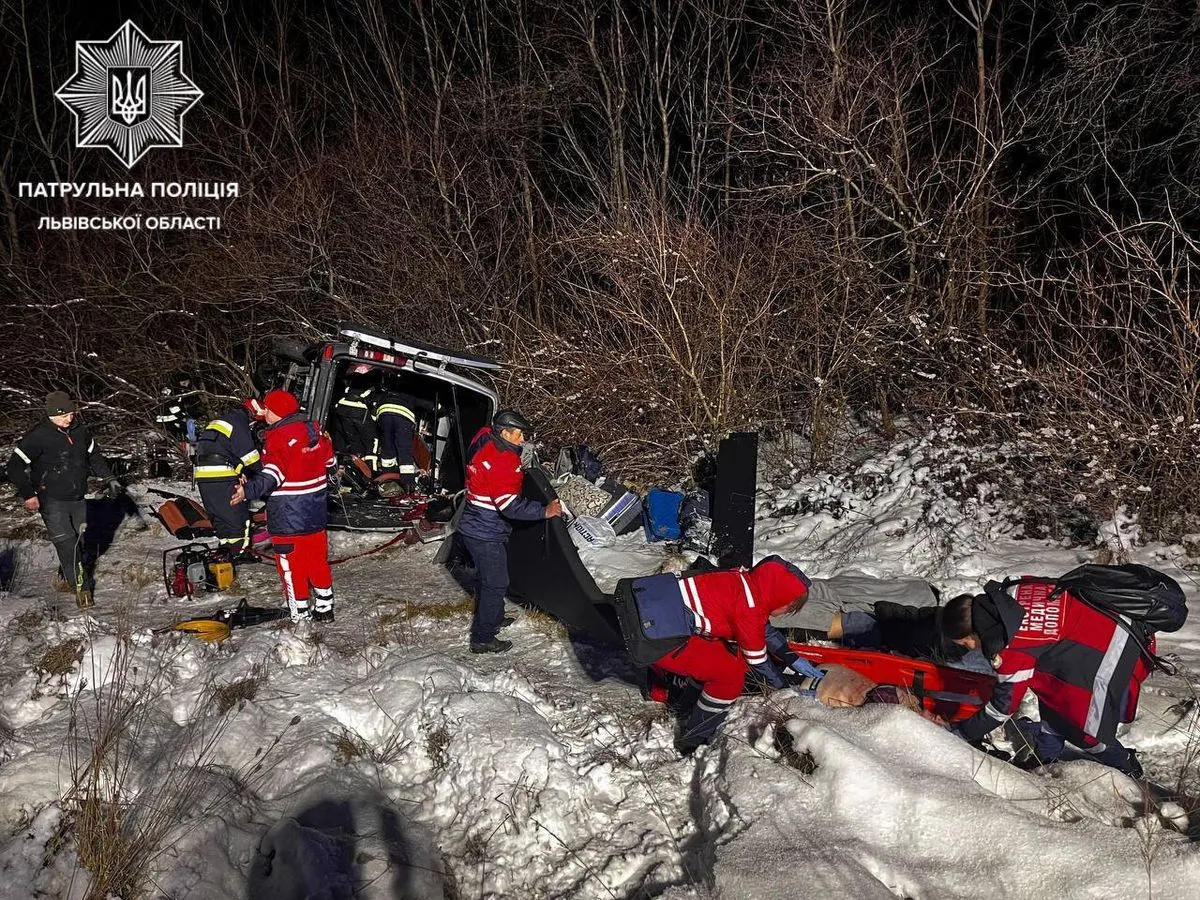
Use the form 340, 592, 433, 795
6, 392, 121, 608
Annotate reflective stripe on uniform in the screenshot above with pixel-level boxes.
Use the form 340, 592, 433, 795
206, 420, 234, 437
697, 692, 735, 713
194, 464, 242, 479
13, 448, 31, 463
240, 449, 261, 467
1085, 621, 1131, 736
738, 572, 755, 608
274, 474, 328, 496
375, 403, 416, 422
983, 702, 1010, 722
679, 577, 712, 634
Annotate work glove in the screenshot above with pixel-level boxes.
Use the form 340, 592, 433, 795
106, 478, 124, 499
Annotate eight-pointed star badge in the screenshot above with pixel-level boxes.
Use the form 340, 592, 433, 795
55, 20, 203, 169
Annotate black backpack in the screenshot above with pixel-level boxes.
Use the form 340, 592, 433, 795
1001, 564, 1188, 673
1052, 564, 1188, 634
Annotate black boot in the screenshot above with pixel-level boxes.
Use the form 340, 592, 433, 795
470, 638, 513, 654
674, 701, 728, 755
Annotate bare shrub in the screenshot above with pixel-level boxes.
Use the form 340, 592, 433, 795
4, 0, 1200, 537
61, 620, 297, 899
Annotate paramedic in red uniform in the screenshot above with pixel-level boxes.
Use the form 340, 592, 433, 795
458, 409, 561, 653
940, 583, 1150, 775
233, 390, 337, 623
632, 557, 816, 753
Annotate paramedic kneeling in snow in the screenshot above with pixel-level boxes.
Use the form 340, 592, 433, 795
614, 557, 819, 754
459, 409, 561, 654
940, 585, 1150, 775
232, 390, 337, 623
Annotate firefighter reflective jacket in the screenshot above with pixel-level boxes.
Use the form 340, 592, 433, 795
193, 407, 262, 482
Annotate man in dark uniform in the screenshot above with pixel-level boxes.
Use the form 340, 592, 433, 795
330, 368, 378, 463
372, 381, 436, 488
6, 392, 122, 608
194, 398, 265, 560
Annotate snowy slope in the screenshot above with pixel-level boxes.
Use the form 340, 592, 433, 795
0, 433, 1197, 899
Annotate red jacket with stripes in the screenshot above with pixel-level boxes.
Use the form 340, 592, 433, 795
458, 427, 546, 541
675, 557, 811, 667
244, 414, 335, 536
958, 580, 1154, 745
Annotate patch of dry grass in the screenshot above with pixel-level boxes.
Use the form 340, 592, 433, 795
395, 596, 474, 621
117, 562, 160, 589
213, 677, 259, 715
38, 639, 83, 676
0, 520, 46, 540
10, 608, 44, 635
331, 723, 410, 765
424, 722, 451, 772
519, 606, 571, 640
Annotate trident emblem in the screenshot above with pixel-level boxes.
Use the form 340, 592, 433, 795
110, 70, 147, 124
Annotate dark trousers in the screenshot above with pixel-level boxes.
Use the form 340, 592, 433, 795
378, 416, 416, 472
199, 479, 250, 548
40, 497, 90, 590
1016, 714, 1137, 773
460, 534, 508, 644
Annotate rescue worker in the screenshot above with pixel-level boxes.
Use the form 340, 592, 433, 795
155, 371, 204, 457
372, 382, 435, 486
613, 556, 817, 753
194, 398, 265, 559
330, 368, 378, 463
6, 391, 122, 608
940, 584, 1149, 776
232, 390, 336, 622
458, 409, 562, 653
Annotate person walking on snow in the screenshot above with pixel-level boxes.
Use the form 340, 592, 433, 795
6, 391, 122, 609
939, 585, 1151, 775
614, 556, 818, 753
194, 397, 264, 559
232, 390, 336, 622
458, 409, 561, 653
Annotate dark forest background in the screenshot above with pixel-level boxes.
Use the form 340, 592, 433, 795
3, 0, 1200, 538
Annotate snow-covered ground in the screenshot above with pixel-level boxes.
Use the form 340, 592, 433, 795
1, 430, 1199, 899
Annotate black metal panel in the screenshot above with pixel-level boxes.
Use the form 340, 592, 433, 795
505, 468, 624, 646
711, 432, 758, 569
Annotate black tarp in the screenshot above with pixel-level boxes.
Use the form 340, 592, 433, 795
505, 468, 624, 646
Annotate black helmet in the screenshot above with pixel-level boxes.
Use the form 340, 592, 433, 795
492, 409, 533, 433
